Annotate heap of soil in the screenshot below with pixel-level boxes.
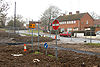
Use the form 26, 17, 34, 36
0, 31, 20, 38
0, 45, 100, 67
14, 36, 54, 43
0, 31, 54, 44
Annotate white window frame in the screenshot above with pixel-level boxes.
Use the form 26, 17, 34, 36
86, 20, 88, 24
59, 21, 66, 24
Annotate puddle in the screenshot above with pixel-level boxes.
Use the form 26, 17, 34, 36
7, 43, 24, 45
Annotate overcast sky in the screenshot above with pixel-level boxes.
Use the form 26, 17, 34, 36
6, 0, 100, 21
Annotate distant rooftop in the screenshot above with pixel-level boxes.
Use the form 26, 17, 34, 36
57, 11, 93, 22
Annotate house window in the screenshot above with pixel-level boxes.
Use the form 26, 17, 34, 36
66, 21, 76, 24
74, 21, 76, 23
86, 20, 88, 24
81, 22, 83, 24
59, 21, 66, 24
67, 28, 72, 32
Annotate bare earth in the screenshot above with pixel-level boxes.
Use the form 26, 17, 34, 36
0, 30, 100, 67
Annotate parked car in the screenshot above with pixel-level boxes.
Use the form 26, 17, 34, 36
59, 32, 71, 37
96, 31, 100, 35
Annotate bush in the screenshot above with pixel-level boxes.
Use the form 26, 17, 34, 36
51, 30, 59, 34
43, 30, 48, 33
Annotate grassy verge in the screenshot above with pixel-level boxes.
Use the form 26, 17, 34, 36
48, 54, 54, 57
86, 43, 100, 46
22, 33, 37, 37
34, 51, 54, 57
22, 33, 50, 38
28, 30, 43, 33
0, 28, 6, 31
34, 51, 43, 54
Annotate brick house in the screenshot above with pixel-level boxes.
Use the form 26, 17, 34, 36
57, 11, 94, 32
94, 19, 100, 32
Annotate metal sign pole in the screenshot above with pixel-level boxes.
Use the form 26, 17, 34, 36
32, 28, 33, 52
46, 48, 47, 55
71, 33, 72, 41
38, 23, 40, 51
49, 15, 51, 38
50, 26, 51, 37
55, 30, 58, 59
52, 19, 59, 60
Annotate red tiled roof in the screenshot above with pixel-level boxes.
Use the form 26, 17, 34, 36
57, 13, 86, 22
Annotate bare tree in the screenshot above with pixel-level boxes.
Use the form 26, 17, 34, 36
40, 5, 61, 30
7, 14, 26, 27
0, 0, 9, 27
90, 11, 99, 19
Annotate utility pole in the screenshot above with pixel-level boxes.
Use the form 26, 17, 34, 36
38, 23, 40, 51
13, 2, 16, 33
49, 12, 51, 37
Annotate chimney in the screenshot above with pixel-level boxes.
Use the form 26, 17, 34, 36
76, 11, 80, 14
69, 12, 72, 15
63, 14, 66, 16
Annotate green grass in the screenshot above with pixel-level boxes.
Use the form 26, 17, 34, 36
0, 28, 6, 31
22, 33, 50, 38
48, 54, 54, 57
86, 43, 100, 46
28, 30, 43, 33
50, 39, 53, 40
34, 51, 43, 54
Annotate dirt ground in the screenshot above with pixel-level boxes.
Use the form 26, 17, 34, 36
0, 30, 100, 67
56, 43, 100, 53
0, 45, 100, 67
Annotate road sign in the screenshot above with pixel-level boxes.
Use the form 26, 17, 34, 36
52, 20, 59, 59
29, 24, 35, 28
44, 43, 48, 55
52, 19, 59, 30
44, 43, 48, 49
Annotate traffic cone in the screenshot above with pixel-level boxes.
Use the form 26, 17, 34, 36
24, 44, 27, 51
55, 36, 56, 39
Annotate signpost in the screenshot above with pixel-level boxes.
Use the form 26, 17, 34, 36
52, 20, 59, 30
52, 19, 59, 59
29, 23, 35, 52
29, 24, 35, 28
38, 23, 40, 51
44, 43, 48, 55
49, 23, 52, 38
